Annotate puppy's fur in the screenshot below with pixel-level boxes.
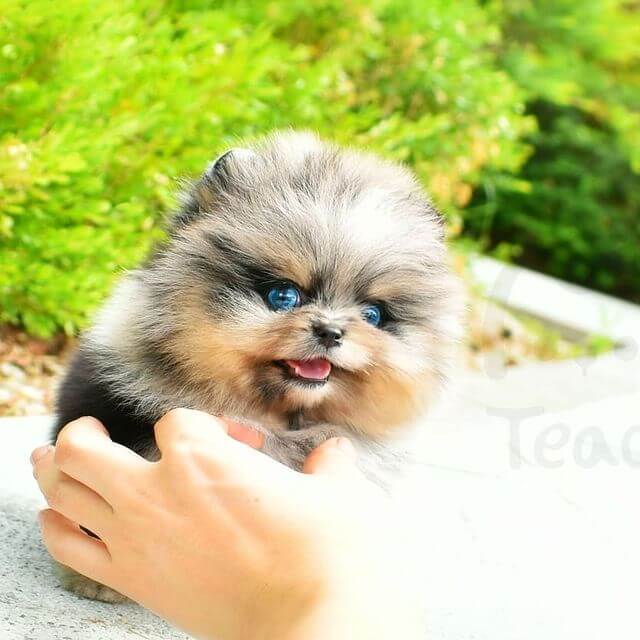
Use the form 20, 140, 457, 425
53, 131, 462, 601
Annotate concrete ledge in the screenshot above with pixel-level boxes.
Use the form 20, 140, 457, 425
470, 256, 640, 348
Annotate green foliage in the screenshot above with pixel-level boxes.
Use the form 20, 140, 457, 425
1, 0, 638, 336
468, 0, 640, 301
493, 0, 640, 169
1, 0, 530, 336
467, 101, 640, 300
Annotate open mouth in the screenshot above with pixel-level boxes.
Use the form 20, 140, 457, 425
274, 358, 332, 386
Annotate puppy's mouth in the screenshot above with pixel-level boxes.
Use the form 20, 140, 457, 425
274, 358, 332, 386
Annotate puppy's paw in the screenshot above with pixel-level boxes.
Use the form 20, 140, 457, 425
56, 563, 128, 603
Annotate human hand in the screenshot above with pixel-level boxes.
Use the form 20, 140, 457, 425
32, 409, 423, 640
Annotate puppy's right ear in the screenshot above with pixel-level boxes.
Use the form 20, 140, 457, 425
172, 148, 258, 228
203, 148, 258, 188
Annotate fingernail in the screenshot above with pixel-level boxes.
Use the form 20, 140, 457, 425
30, 445, 53, 466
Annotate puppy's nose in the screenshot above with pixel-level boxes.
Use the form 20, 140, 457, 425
312, 322, 344, 349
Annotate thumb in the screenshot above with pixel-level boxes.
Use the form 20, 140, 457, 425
303, 437, 361, 478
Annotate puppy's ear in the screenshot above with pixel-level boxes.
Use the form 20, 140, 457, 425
171, 148, 258, 228
204, 148, 258, 187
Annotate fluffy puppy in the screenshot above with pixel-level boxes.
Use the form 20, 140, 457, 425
53, 131, 462, 602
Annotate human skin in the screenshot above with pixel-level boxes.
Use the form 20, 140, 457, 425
31, 410, 424, 640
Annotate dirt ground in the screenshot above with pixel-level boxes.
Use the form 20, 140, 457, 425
0, 327, 76, 417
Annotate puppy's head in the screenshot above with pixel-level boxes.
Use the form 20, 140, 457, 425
142, 132, 461, 437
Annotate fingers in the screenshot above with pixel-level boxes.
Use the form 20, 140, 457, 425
154, 409, 264, 456
39, 509, 114, 588
226, 420, 265, 450
302, 438, 362, 479
154, 409, 227, 454
33, 446, 113, 537
54, 417, 150, 504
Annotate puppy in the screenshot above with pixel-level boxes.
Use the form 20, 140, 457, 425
53, 131, 462, 602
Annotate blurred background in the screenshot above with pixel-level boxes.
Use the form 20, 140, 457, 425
1, 0, 639, 415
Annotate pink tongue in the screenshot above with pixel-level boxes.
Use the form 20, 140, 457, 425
285, 359, 332, 380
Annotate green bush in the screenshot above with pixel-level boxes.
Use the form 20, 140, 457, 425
0, 0, 530, 336
467, 100, 640, 300
3, 0, 639, 336
467, 0, 640, 301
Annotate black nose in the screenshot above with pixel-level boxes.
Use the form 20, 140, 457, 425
312, 322, 344, 349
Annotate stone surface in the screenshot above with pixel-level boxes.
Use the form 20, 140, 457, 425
0, 417, 188, 640
400, 353, 640, 640
1, 347, 639, 639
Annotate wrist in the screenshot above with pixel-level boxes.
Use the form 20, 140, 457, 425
269, 551, 424, 640
281, 578, 423, 640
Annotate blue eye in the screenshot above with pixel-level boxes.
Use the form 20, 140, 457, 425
362, 303, 383, 327
266, 284, 301, 311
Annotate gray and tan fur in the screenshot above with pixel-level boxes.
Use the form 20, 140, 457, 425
53, 131, 462, 601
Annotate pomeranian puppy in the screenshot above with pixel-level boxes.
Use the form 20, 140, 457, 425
53, 131, 462, 602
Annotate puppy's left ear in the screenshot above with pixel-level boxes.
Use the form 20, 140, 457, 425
171, 148, 258, 228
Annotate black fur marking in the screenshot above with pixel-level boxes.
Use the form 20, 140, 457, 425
204, 149, 235, 190
254, 367, 288, 404
287, 411, 306, 431
53, 351, 157, 457
138, 338, 186, 380
287, 152, 361, 206
204, 233, 283, 287
350, 262, 411, 301
383, 293, 433, 325
308, 267, 333, 304
172, 193, 203, 228
201, 233, 317, 312
170, 149, 246, 228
